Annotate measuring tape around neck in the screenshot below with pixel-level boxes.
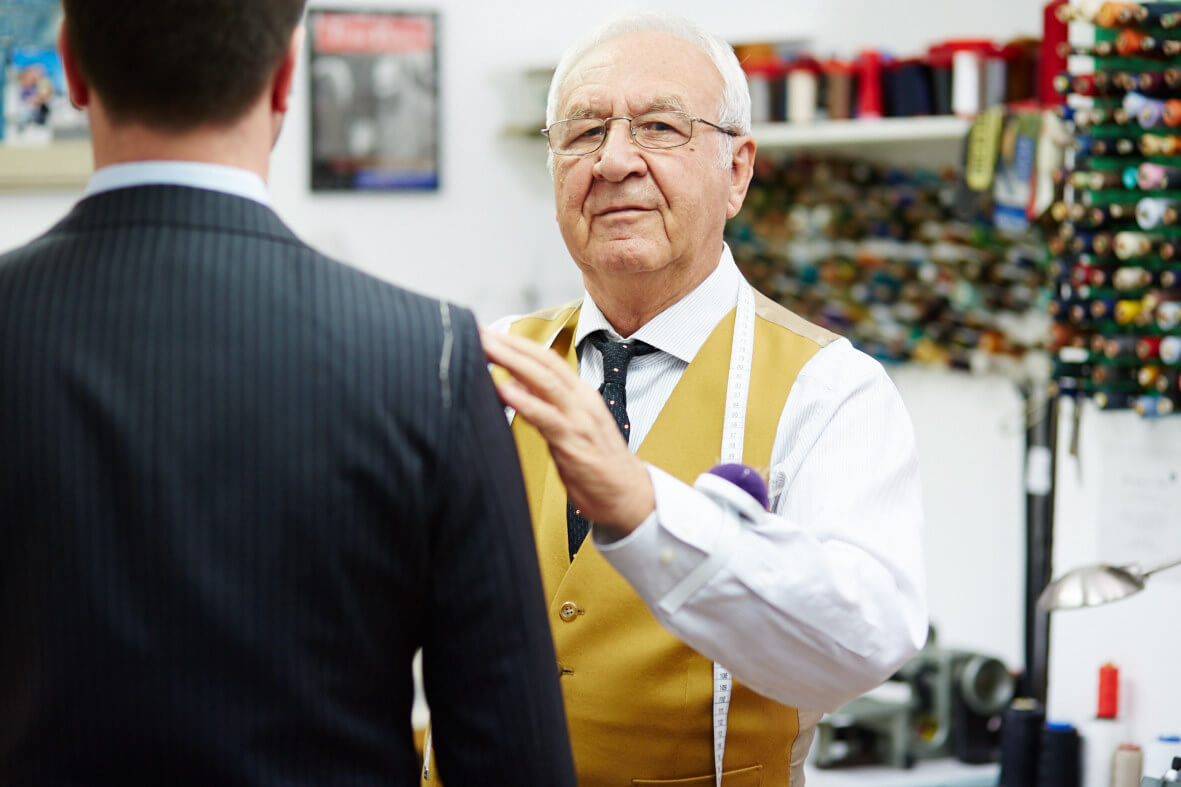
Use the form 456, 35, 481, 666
713, 283, 756, 787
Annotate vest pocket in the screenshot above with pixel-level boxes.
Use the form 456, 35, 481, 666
632, 763, 763, 786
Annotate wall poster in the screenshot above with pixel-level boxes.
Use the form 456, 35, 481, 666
308, 9, 439, 191
0, 1, 91, 189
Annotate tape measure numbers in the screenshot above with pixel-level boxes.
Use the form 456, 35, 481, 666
713, 283, 757, 787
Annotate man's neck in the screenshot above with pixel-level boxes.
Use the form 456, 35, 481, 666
583, 259, 719, 338
89, 109, 272, 182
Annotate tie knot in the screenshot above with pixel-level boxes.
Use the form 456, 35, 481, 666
588, 332, 655, 384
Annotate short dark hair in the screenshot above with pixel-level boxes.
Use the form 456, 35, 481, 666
62, 0, 307, 130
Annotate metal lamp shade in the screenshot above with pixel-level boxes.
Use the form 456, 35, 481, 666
1036, 564, 1146, 611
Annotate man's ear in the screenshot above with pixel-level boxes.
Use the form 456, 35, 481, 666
57, 19, 90, 109
726, 135, 757, 220
271, 24, 305, 114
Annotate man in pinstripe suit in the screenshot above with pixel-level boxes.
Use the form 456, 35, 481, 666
0, 2, 575, 784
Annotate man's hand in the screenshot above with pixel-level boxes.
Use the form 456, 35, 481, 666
481, 329, 655, 537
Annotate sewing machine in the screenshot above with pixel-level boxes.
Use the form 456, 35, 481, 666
812, 630, 1015, 769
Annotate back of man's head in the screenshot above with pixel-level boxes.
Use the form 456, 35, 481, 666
61, 0, 306, 130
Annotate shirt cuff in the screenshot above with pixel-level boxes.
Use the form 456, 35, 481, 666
593, 465, 740, 612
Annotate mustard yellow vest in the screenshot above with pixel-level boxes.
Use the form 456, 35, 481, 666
423, 290, 836, 787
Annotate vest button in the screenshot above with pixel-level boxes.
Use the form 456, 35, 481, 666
559, 601, 580, 622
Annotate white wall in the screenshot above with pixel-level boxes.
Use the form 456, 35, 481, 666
1, 0, 1047, 690
890, 367, 1027, 667
1047, 402, 1181, 762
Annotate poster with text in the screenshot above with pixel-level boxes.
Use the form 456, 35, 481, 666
309, 10, 439, 191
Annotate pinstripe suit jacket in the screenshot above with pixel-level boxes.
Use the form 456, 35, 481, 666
0, 185, 575, 786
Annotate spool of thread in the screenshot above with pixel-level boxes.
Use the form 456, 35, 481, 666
1141, 101, 1167, 130
984, 52, 1007, 109
1004, 39, 1038, 103
1039, 722, 1082, 787
745, 60, 779, 125
788, 66, 818, 124
1098, 662, 1119, 719
953, 49, 983, 118
1082, 717, 1126, 787
1124, 92, 1155, 119
1113, 743, 1143, 787
999, 699, 1046, 787
1137, 162, 1170, 190
884, 59, 930, 117
1138, 198, 1170, 230
1161, 336, 1181, 364
857, 50, 883, 119
1164, 100, 1181, 128
928, 51, 954, 115
824, 61, 855, 120
1124, 165, 1143, 190
1160, 302, 1181, 331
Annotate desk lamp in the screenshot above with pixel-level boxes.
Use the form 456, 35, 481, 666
1037, 556, 1181, 611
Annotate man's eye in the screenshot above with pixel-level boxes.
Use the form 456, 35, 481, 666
576, 126, 605, 141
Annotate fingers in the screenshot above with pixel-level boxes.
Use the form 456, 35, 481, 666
481, 329, 577, 395
481, 330, 581, 432
481, 329, 596, 412
495, 376, 570, 437
479, 329, 655, 533
481, 328, 618, 448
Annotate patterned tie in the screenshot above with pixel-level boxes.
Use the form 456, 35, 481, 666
566, 332, 658, 560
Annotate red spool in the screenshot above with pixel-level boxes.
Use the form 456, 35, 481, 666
856, 50, 883, 119
1097, 662, 1119, 719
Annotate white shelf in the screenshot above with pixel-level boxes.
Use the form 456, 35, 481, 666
0, 141, 92, 191
752, 116, 970, 149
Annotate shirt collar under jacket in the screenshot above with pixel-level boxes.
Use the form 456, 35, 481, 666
84, 160, 272, 206
574, 243, 743, 364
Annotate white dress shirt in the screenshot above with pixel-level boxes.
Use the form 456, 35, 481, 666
494, 244, 928, 713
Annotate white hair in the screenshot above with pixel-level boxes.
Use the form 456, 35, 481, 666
544, 11, 751, 172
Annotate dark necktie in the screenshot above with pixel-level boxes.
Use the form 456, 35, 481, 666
566, 332, 658, 560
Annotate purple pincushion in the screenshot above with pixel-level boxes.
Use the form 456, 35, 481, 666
706, 463, 768, 511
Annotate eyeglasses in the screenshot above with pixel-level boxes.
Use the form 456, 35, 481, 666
542, 110, 738, 156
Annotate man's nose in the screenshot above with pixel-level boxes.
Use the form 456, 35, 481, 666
594, 118, 646, 181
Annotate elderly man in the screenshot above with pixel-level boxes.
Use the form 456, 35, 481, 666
0, 1, 575, 784
436, 11, 926, 787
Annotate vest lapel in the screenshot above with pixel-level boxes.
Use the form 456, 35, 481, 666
496, 303, 581, 600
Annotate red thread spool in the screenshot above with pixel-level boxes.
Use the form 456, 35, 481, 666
1098, 662, 1119, 719
1164, 100, 1181, 128
856, 50, 883, 119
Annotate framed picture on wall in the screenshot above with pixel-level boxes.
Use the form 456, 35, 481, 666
308, 9, 439, 192
0, 0, 92, 190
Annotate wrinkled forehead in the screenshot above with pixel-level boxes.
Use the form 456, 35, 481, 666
555, 31, 724, 119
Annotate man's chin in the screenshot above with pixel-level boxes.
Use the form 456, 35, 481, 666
582, 240, 669, 275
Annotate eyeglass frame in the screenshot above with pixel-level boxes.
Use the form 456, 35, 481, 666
540, 111, 739, 156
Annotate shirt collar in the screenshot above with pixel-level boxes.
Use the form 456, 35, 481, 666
84, 161, 271, 206
574, 244, 742, 364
